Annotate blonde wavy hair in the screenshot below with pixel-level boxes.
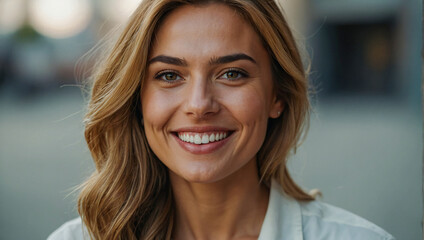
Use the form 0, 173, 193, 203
78, 0, 313, 239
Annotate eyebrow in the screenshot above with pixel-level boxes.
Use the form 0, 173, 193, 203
209, 53, 257, 65
148, 55, 188, 66
148, 53, 256, 66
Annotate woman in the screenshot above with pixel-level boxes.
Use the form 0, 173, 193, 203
48, 0, 395, 239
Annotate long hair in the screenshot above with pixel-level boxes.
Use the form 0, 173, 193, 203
78, 0, 313, 239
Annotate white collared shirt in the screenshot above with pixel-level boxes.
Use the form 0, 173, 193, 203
48, 181, 395, 240
258, 180, 395, 240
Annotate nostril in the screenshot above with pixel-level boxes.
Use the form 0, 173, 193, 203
185, 106, 219, 119
184, 87, 219, 118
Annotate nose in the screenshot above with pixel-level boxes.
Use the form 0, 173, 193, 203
183, 77, 219, 119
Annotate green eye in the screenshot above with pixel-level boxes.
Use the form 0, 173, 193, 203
164, 72, 178, 81
155, 71, 182, 82
225, 71, 240, 79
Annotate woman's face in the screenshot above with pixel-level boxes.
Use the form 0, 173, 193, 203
142, 3, 282, 183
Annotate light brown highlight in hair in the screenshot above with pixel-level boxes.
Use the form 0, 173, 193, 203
78, 0, 314, 239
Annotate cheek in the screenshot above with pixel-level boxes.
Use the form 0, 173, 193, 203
141, 88, 176, 131
220, 84, 271, 125
222, 84, 272, 153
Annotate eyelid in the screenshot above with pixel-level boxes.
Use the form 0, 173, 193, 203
154, 69, 179, 78
154, 69, 184, 82
219, 68, 249, 80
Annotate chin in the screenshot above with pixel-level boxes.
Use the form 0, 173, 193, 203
172, 166, 227, 184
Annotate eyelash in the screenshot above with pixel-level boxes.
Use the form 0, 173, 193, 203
154, 70, 183, 83
153, 68, 249, 83
219, 68, 249, 80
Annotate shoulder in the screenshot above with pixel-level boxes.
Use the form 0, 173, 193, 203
298, 200, 395, 240
47, 218, 88, 240
260, 180, 396, 240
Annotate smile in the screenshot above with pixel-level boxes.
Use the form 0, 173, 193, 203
177, 132, 230, 145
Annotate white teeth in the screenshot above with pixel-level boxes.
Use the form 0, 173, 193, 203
194, 134, 202, 144
201, 135, 209, 144
178, 132, 230, 144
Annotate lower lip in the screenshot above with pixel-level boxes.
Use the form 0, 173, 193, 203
173, 133, 232, 154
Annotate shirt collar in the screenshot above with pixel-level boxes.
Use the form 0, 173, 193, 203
258, 179, 304, 240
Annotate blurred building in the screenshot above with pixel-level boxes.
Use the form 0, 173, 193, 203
0, 0, 141, 96
306, 0, 421, 107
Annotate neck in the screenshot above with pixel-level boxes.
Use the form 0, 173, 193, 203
170, 159, 269, 240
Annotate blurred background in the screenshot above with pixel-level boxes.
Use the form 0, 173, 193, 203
0, 0, 421, 239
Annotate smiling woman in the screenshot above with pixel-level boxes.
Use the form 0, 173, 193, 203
48, 1, 395, 240
142, 6, 279, 184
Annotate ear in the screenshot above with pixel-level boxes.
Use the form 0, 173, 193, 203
269, 96, 284, 119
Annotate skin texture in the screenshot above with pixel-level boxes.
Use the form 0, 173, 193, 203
141, 3, 283, 240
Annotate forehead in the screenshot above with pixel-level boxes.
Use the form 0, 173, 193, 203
150, 3, 266, 60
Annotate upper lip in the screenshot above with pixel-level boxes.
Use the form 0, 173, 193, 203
172, 126, 234, 133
